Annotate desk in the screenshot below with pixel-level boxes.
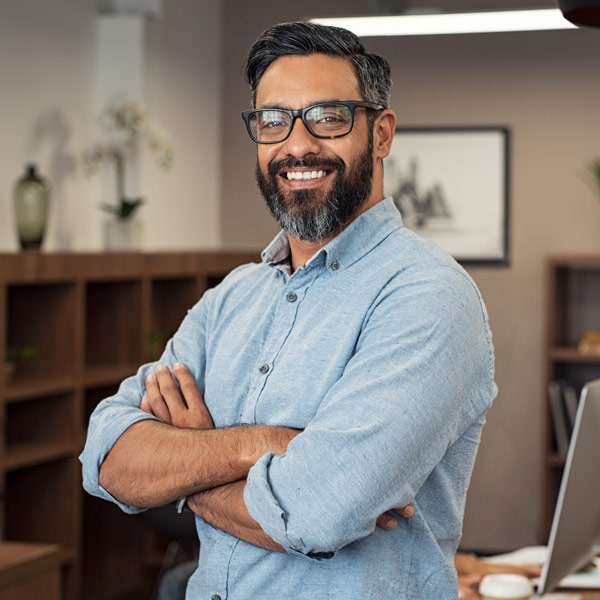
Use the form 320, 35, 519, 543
0, 541, 62, 600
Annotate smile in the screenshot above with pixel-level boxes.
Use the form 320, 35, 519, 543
285, 170, 327, 181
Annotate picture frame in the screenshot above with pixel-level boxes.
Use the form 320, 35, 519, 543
384, 126, 510, 266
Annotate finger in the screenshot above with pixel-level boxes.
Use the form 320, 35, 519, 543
173, 363, 214, 427
155, 365, 185, 419
375, 513, 397, 530
140, 395, 153, 414
394, 504, 415, 518
145, 373, 171, 423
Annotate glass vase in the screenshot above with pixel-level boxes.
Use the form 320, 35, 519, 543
14, 164, 50, 250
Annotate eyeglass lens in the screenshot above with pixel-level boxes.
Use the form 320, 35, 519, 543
250, 104, 353, 143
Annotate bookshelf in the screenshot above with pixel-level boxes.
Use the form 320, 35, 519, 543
543, 255, 600, 538
0, 251, 258, 600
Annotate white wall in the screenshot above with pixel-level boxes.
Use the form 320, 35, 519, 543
143, 0, 222, 249
0, 0, 95, 250
0, 0, 222, 251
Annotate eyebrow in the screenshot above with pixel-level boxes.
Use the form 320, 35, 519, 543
255, 99, 348, 111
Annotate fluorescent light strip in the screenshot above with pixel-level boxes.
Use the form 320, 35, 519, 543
310, 9, 578, 36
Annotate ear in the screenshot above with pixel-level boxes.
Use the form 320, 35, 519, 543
373, 110, 397, 160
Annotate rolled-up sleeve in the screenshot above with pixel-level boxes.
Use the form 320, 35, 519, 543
79, 293, 211, 513
244, 267, 496, 558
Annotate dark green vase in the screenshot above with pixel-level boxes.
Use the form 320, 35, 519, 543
14, 164, 50, 250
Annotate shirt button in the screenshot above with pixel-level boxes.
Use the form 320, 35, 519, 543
331, 261, 340, 271
211, 595, 222, 600
259, 364, 270, 374
286, 292, 298, 302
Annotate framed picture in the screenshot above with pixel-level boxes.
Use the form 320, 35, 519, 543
384, 127, 510, 265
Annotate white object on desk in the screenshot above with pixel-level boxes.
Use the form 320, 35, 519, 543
484, 547, 600, 589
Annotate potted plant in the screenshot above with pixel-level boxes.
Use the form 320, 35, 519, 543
3, 346, 38, 385
83, 98, 174, 249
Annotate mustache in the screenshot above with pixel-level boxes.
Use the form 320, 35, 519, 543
268, 156, 345, 178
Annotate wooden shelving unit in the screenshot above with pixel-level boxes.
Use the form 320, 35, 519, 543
543, 254, 600, 538
0, 251, 258, 600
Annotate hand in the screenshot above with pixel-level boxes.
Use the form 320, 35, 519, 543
141, 363, 214, 429
375, 504, 415, 531
458, 574, 483, 600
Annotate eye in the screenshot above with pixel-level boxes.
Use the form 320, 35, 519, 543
307, 105, 352, 131
258, 110, 289, 131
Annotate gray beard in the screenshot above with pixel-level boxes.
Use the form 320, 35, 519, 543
255, 138, 374, 242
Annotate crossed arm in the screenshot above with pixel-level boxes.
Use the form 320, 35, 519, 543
99, 362, 412, 553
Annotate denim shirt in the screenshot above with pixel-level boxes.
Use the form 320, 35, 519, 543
80, 197, 496, 599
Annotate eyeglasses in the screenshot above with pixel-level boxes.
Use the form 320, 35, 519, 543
241, 100, 384, 144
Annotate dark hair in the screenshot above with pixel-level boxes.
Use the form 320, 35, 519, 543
243, 21, 391, 109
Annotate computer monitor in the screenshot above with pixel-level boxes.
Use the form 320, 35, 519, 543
538, 378, 600, 594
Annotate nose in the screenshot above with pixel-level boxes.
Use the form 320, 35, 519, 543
280, 116, 321, 158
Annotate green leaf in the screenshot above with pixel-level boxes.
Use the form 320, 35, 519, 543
118, 198, 144, 219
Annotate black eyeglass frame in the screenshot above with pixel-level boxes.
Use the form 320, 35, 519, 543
241, 100, 385, 144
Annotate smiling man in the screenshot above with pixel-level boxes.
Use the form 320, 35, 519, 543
81, 22, 497, 600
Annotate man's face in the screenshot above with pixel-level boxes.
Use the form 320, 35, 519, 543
253, 54, 376, 242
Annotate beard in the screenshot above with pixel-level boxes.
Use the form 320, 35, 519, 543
255, 133, 374, 242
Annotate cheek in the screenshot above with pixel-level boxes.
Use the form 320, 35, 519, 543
257, 148, 276, 174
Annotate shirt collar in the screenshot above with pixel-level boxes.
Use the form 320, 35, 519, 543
261, 197, 403, 273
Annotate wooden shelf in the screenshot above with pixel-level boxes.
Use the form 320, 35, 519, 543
3, 377, 76, 403
3, 441, 79, 472
0, 541, 63, 595
543, 255, 600, 540
83, 365, 139, 388
0, 251, 258, 600
549, 347, 600, 363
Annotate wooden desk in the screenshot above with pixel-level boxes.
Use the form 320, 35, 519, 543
0, 542, 62, 600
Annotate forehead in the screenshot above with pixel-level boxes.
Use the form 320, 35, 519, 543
255, 54, 361, 109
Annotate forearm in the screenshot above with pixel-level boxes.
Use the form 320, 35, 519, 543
188, 480, 285, 553
99, 420, 297, 508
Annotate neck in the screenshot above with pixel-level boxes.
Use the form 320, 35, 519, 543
287, 192, 384, 272
288, 234, 335, 272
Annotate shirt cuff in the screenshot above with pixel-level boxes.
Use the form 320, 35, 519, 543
80, 411, 159, 515
174, 497, 188, 513
244, 452, 336, 561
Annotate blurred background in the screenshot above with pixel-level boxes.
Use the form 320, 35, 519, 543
1, 0, 600, 596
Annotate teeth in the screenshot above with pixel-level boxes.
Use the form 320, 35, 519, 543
286, 170, 326, 180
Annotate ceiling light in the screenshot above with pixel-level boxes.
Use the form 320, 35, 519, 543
309, 9, 578, 37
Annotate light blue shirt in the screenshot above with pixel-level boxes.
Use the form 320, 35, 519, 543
81, 197, 496, 599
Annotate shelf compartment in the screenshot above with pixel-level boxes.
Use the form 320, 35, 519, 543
149, 277, 199, 361
553, 266, 600, 347
84, 384, 122, 428
5, 457, 80, 550
6, 283, 77, 383
5, 392, 77, 458
85, 281, 142, 368
82, 495, 148, 600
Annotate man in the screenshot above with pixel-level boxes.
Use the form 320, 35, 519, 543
81, 21, 497, 599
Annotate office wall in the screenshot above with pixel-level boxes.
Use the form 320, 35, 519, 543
0, 0, 222, 251
221, 0, 600, 551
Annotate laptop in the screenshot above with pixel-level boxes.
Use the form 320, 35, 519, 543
537, 378, 600, 593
